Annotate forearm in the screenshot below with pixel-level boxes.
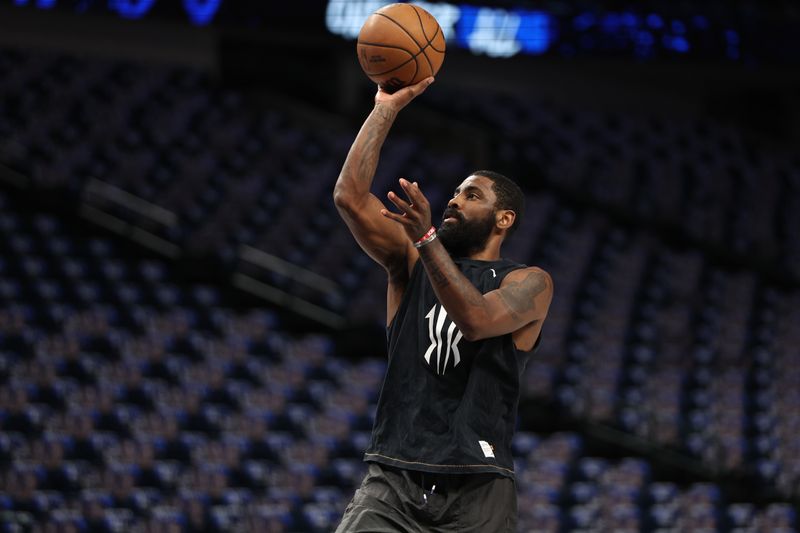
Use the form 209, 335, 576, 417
334, 103, 397, 203
417, 238, 487, 339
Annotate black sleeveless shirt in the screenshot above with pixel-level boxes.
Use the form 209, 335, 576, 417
364, 257, 534, 479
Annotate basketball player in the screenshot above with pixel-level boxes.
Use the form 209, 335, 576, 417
333, 76, 553, 532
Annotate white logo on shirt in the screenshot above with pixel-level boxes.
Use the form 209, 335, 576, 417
423, 305, 463, 375
479, 440, 495, 458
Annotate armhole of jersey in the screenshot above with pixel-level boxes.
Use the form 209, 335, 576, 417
529, 332, 543, 353
500, 261, 542, 355
387, 258, 423, 332
495, 261, 528, 289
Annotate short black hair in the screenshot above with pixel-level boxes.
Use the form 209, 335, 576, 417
472, 170, 524, 237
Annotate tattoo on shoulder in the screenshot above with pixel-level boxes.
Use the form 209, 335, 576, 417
498, 270, 549, 319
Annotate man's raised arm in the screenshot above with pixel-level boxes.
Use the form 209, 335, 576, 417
333, 77, 434, 274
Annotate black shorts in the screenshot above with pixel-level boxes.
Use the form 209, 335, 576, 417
335, 462, 518, 532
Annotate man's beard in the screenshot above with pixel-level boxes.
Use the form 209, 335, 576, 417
437, 208, 496, 257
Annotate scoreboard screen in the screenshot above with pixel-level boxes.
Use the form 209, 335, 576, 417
5, 0, 799, 65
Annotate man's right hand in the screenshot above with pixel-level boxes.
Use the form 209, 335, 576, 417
375, 77, 435, 112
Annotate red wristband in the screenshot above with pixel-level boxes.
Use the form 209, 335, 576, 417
414, 226, 437, 248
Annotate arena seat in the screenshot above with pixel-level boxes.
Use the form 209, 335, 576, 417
1, 45, 799, 531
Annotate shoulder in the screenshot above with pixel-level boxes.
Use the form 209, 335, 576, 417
500, 266, 553, 293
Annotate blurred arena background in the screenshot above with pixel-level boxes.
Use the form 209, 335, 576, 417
1, 0, 799, 531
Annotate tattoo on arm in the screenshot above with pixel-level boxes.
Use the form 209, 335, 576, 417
420, 245, 485, 306
497, 271, 549, 319
425, 258, 451, 288
355, 125, 380, 183
341, 104, 397, 189
373, 104, 396, 122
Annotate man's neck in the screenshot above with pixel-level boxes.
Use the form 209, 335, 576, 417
467, 249, 501, 261
468, 239, 503, 261
442, 235, 503, 261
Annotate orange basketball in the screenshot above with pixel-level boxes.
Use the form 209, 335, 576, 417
356, 3, 446, 93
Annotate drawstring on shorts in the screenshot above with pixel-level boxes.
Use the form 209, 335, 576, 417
420, 472, 436, 506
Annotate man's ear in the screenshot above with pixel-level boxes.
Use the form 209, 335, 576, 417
496, 209, 516, 231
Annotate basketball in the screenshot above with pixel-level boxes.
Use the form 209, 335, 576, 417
357, 3, 446, 93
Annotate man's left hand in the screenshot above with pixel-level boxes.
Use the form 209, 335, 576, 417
381, 178, 434, 243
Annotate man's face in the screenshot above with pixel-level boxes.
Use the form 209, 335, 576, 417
437, 175, 498, 257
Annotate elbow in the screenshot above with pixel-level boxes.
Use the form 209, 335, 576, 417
333, 186, 354, 212
447, 305, 494, 342
333, 178, 364, 213
332, 188, 345, 207
456, 307, 504, 342
457, 318, 485, 343
460, 329, 481, 343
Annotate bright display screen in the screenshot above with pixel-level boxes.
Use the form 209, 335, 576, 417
5, 0, 797, 64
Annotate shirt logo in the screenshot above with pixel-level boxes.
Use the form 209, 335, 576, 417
423, 305, 463, 375
479, 440, 495, 458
